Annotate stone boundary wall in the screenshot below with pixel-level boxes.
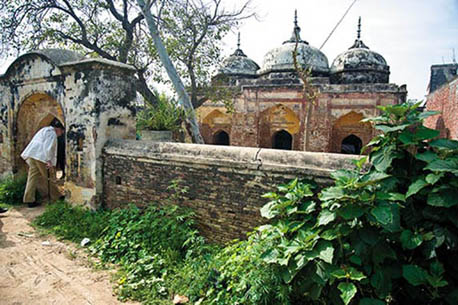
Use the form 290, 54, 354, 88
102, 140, 357, 243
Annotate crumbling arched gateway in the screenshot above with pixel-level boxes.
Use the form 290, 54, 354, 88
0, 49, 137, 206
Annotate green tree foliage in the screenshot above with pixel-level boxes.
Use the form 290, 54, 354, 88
0, 0, 255, 110
202, 103, 458, 305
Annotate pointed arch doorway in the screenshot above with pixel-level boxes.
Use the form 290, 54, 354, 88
15, 93, 65, 177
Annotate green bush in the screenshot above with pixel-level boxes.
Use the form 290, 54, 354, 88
137, 92, 186, 132
0, 175, 27, 205
203, 103, 458, 305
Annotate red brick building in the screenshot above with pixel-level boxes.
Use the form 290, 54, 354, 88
197, 14, 407, 154
424, 64, 458, 139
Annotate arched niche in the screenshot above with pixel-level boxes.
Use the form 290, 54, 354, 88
341, 134, 363, 154
331, 111, 372, 154
213, 130, 230, 145
272, 130, 292, 150
201, 109, 231, 144
259, 104, 299, 149
15, 93, 65, 174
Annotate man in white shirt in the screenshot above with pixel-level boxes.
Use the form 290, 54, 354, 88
21, 121, 65, 207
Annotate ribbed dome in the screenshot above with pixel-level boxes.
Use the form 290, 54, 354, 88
330, 18, 389, 84
260, 12, 329, 75
217, 34, 259, 77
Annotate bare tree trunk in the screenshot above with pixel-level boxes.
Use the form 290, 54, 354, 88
136, 0, 204, 144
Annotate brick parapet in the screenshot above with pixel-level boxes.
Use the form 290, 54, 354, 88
103, 140, 357, 243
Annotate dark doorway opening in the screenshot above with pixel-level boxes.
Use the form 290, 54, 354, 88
341, 135, 362, 154
273, 130, 292, 150
213, 130, 230, 145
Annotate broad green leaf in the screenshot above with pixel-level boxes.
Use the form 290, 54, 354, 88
427, 189, 458, 207
331, 169, 358, 183
399, 130, 415, 145
371, 203, 393, 225
319, 186, 345, 202
418, 110, 440, 120
425, 173, 444, 185
425, 159, 458, 175
260, 201, 277, 219
414, 126, 440, 141
371, 145, 396, 172
375, 124, 410, 133
402, 264, 428, 286
317, 210, 336, 226
359, 298, 386, 305
429, 138, 458, 150
298, 200, 316, 214
406, 177, 428, 198
338, 205, 365, 220
338, 282, 357, 305
261, 192, 277, 199
376, 192, 405, 202
331, 267, 366, 281
360, 171, 391, 184
416, 151, 439, 163
400, 230, 423, 250
315, 240, 334, 264
430, 261, 444, 277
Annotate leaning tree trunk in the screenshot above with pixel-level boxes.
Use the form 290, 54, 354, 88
136, 0, 204, 144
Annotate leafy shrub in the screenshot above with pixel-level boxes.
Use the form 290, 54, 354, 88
203, 103, 458, 305
34, 201, 110, 242
137, 92, 186, 132
0, 175, 27, 205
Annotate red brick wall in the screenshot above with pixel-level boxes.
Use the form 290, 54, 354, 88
424, 78, 458, 139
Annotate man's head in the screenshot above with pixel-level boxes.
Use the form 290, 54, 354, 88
51, 120, 65, 137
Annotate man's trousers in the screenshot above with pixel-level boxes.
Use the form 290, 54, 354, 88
23, 158, 62, 203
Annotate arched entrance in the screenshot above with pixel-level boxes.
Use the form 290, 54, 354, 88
272, 130, 292, 150
15, 93, 65, 175
213, 130, 230, 145
341, 134, 362, 154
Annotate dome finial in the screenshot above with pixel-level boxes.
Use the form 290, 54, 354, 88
357, 16, 361, 40
349, 17, 368, 49
284, 10, 308, 44
232, 32, 247, 57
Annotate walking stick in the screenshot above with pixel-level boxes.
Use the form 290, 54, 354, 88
47, 168, 51, 203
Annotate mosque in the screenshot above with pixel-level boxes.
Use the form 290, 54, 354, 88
197, 12, 407, 153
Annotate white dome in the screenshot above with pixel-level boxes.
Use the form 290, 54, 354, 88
259, 11, 329, 75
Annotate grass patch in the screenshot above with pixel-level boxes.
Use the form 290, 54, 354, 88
34, 201, 219, 304
33, 201, 110, 242
0, 175, 26, 206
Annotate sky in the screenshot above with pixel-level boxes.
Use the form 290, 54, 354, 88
1, 0, 456, 101
220, 0, 458, 101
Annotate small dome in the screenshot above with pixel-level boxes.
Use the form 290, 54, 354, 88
330, 18, 389, 84
217, 34, 259, 77
260, 11, 329, 75
27, 49, 85, 65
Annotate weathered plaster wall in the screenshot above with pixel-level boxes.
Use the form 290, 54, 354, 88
424, 77, 458, 140
0, 52, 137, 207
103, 140, 357, 243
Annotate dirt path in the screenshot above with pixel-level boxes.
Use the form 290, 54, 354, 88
0, 206, 139, 305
